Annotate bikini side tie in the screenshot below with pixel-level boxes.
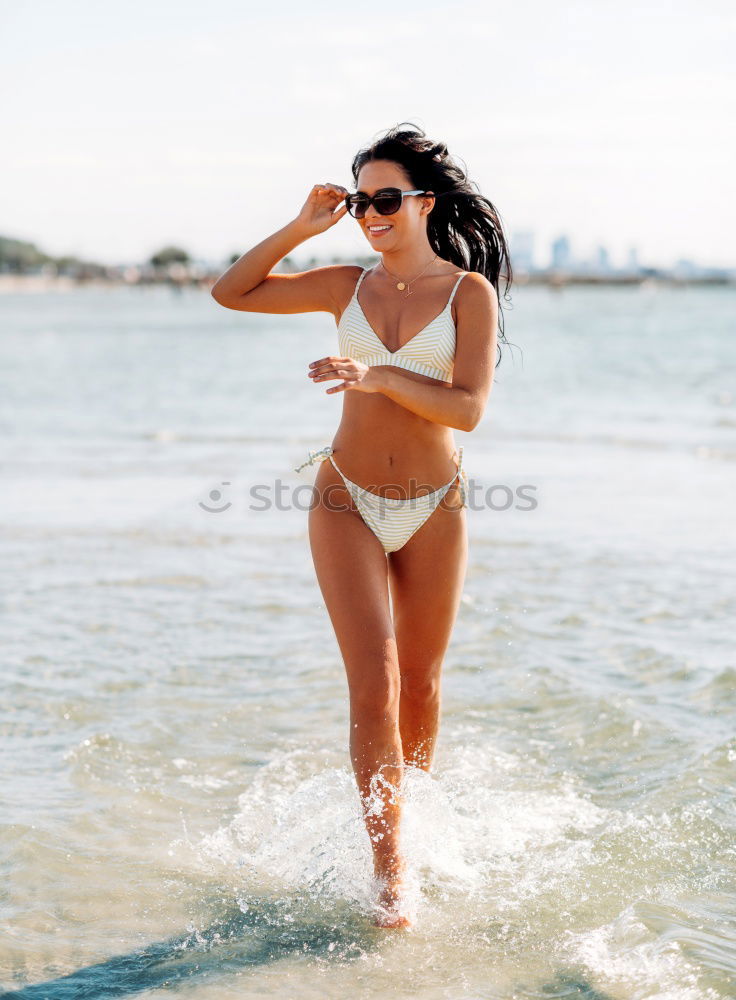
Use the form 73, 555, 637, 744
456, 446, 469, 508
294, 445, 334, 474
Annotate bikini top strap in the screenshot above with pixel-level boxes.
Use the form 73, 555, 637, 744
447, 271, 468, 306
354, 267, 369, 294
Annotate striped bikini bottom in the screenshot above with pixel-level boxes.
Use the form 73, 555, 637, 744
295, 445, 469, 554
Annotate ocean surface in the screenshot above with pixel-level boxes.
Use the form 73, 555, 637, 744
1, 282, 734, 999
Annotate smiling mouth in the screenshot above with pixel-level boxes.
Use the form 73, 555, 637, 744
367, 225, 393, 235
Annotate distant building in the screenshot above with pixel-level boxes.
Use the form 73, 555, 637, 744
595, 245, 611, 273
626, 246, 640, 272
551, 235, 572, 270
510, 230, 535, 272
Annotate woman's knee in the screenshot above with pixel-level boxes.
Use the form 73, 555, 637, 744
349, 665, 401, 723
399, 666, 442, 705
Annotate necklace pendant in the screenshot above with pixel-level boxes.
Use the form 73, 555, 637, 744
397, 281, 406, 291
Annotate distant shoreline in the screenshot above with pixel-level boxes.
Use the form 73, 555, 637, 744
1, 273, 734, 294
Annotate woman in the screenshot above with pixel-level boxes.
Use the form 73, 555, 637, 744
211, 123, 512, 929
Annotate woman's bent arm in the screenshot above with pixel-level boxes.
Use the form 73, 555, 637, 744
211, 219, 313, 306
210, 183, 349, 313
371, 371, 487, 432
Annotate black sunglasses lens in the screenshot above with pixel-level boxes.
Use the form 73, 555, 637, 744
348, 196, 369, 218
347, 189, 403, 218
374, 192, 402, 215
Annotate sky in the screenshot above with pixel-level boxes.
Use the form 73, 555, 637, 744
0, 0, 734, 269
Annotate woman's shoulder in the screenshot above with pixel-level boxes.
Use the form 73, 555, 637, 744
324, 262, 367, 287
455, 269, 497, 299
452, 271, 499, 327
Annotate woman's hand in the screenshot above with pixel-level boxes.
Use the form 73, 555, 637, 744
295, 183, 349, 236
308, 356, 383, 394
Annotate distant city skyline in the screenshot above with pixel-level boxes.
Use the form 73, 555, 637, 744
1, 1, 733, 269
511, 231, 641, 273
507, 230, 728, 277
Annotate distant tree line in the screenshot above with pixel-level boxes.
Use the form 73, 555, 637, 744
0, 235, 59, 273
0, 235, 195, 277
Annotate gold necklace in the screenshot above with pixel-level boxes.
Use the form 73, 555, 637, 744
380, 254, 438, 294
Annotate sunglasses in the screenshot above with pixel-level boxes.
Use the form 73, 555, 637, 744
344, 187, 433, 219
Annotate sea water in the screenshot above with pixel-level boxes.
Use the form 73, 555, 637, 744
0, 282, 734, 999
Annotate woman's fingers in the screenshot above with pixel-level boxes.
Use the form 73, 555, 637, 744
313, 183, 348, 200
308, 362, 355, 393
308, 185, 349, 227
298, 185, 349, 234
312, 368, 352, 381
307, 355, 370, 393
308, 356, 350, 375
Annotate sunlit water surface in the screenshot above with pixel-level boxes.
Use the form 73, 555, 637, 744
1, 283, 734, 999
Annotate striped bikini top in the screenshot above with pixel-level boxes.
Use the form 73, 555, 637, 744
337, 267, 468, 383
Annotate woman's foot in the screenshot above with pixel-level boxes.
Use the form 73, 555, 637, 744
372, 865, 412, 928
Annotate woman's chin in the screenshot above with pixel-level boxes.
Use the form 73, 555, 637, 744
365, 228, 397, 245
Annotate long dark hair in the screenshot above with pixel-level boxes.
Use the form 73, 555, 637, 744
351, 122, 515, 368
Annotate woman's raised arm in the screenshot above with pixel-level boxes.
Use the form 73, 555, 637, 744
210, 183, 349, 314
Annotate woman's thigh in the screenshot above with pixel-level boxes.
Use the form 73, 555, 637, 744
387, 477, 468, 687
308, 460, 399, 706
